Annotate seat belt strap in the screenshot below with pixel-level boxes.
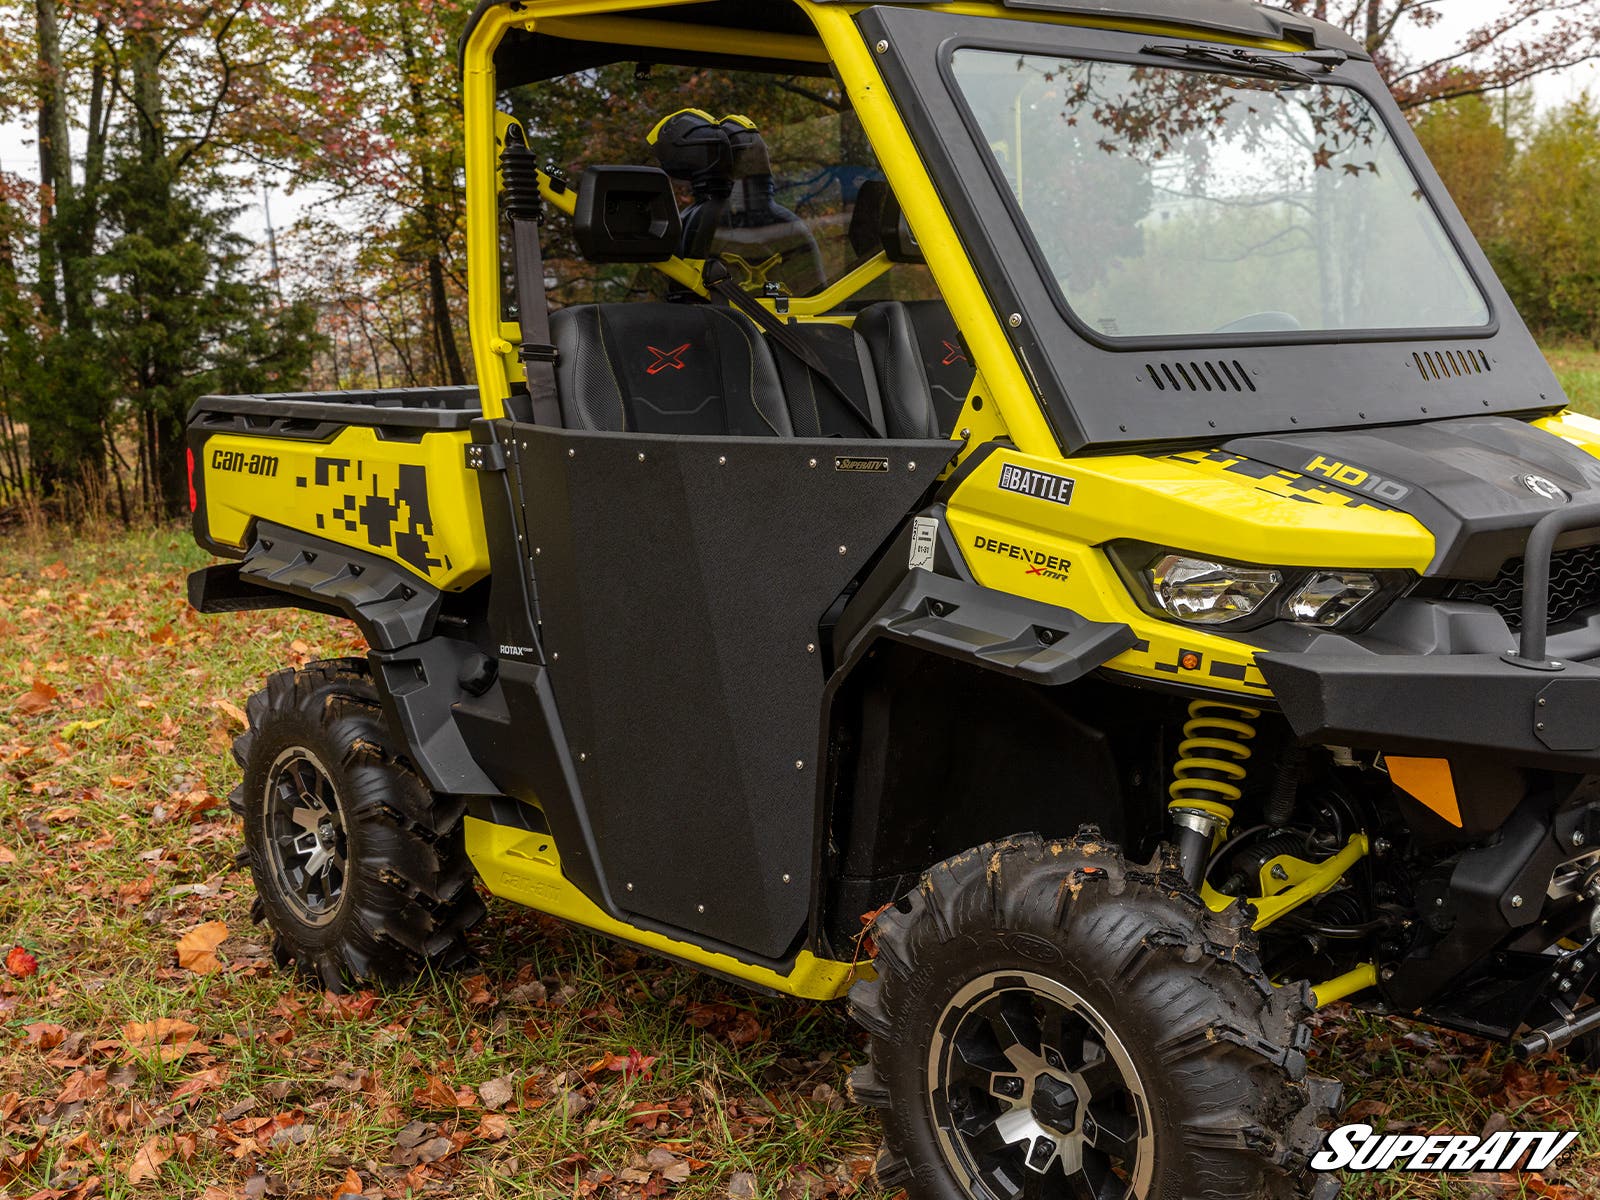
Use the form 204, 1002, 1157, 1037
702, 259, 885, 439
501, 130, 563, 428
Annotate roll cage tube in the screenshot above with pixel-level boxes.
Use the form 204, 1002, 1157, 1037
459, 0, 1054, 456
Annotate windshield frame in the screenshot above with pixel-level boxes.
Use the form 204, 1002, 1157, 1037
861, 5, 1562, 454
940, 38, 1497, 352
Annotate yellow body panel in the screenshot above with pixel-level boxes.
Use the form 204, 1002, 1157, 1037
465, 817, 861, 999
944, 446, 1435, 696
1536, 408, 1600, 453
200, 426, 490, 591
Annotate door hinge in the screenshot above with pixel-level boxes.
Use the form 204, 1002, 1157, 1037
466, 442, 507, 472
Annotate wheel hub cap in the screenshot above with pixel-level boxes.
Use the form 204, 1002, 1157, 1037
1030, 1075, 1079, 1134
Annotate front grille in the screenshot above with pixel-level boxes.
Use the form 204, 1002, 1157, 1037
1449, 544, 1600, 630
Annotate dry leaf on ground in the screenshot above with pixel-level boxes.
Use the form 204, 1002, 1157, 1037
176, 920, 229, 975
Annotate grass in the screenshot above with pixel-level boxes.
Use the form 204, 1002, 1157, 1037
1545, 343, 1600, 417
0, 529, 872, 1200
1, 514, 1599, 1199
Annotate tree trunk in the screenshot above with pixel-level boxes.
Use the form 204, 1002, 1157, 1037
397, 19, 466, 387
428, 253, 466, 385
33, 0, 65, 324
26, 0, 113, 499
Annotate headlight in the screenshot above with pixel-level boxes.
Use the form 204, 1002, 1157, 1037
1145, 554, 1282, 625
1110, 543, 1407, 631
1285, 571, 1381, 626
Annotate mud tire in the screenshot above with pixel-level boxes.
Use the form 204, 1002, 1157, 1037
847, 833, 1340, 1200
230, 659, 484, 990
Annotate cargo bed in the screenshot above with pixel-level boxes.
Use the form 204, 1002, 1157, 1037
187, 385, 490, 593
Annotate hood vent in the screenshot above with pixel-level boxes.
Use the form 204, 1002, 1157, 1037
1144, 359, 1256, 394
1414, 348, 1491, 381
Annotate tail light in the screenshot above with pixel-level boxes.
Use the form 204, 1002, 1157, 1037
186, 447, 198, 513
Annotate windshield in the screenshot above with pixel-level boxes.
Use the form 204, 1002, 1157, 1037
949, 49, 1490, 340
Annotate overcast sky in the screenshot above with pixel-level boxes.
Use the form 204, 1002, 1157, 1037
0, 0, 1595, 248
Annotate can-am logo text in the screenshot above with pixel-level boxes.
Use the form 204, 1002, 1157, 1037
1311, 1123, 1578, 1174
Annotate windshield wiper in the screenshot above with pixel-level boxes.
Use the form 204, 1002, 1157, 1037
1142, 43, 1348, 85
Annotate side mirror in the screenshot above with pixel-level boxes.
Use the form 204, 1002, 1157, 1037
876, 186, 923, 265
573, 166, 684, 263
849, 179, 924, 265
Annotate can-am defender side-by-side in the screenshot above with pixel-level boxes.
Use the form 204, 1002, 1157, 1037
186, 1, 1600, 1196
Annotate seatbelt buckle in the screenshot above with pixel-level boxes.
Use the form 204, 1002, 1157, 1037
701, 257, 731, 288
519, 342, 560, 365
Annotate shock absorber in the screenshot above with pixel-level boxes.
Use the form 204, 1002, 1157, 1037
1169, 700, 1261, 887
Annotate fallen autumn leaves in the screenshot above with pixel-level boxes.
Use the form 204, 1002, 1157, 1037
0, 531, 876, 1200
2, 529, 1599, 1200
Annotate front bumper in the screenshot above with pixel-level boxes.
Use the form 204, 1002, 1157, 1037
1257, 650, 1600, 774
1260, 501, 1600, 776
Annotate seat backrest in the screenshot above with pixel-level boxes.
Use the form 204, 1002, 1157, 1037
855, 301, 975, 438
551, 303, 794, 436
769, 324, 887, 439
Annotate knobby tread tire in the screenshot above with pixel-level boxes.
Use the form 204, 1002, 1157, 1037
848, 833, 1341, 1200
230, 659, 485, 990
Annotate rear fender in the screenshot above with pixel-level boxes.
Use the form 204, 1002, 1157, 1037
190, 522, 442, 651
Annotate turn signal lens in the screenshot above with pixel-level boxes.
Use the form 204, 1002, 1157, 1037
1286, 571, 1380, 626
1145, 555, 1282, 625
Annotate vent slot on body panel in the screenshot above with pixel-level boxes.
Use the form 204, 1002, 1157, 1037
1414, 348, 1491, 381
1144, 360, 1256, 393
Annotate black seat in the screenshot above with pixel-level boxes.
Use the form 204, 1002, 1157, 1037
855, 301, 975, 437
550, 303, 794, 436
770, 324, 887, 439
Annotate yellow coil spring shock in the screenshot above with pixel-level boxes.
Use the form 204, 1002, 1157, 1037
1168, 700, 1261, 886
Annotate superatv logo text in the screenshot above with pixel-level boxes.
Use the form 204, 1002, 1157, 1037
1312, 1123, 1577, 1174
973, 535, 1071, 583
211, 449, 280, 478
1301, 455, 1411, 503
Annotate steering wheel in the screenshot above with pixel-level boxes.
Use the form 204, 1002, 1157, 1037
1212, 311, 1303, 334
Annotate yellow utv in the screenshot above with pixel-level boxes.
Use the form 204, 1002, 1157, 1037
186, 0, 1600, 1196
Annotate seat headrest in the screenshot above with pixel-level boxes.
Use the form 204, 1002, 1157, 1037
648, 109, 734, 197
720, 114, 772, 180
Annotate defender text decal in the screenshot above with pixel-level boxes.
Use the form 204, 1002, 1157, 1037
974, 535, 1070, 583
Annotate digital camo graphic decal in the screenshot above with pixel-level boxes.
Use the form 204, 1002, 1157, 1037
297, 457, 449, 576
